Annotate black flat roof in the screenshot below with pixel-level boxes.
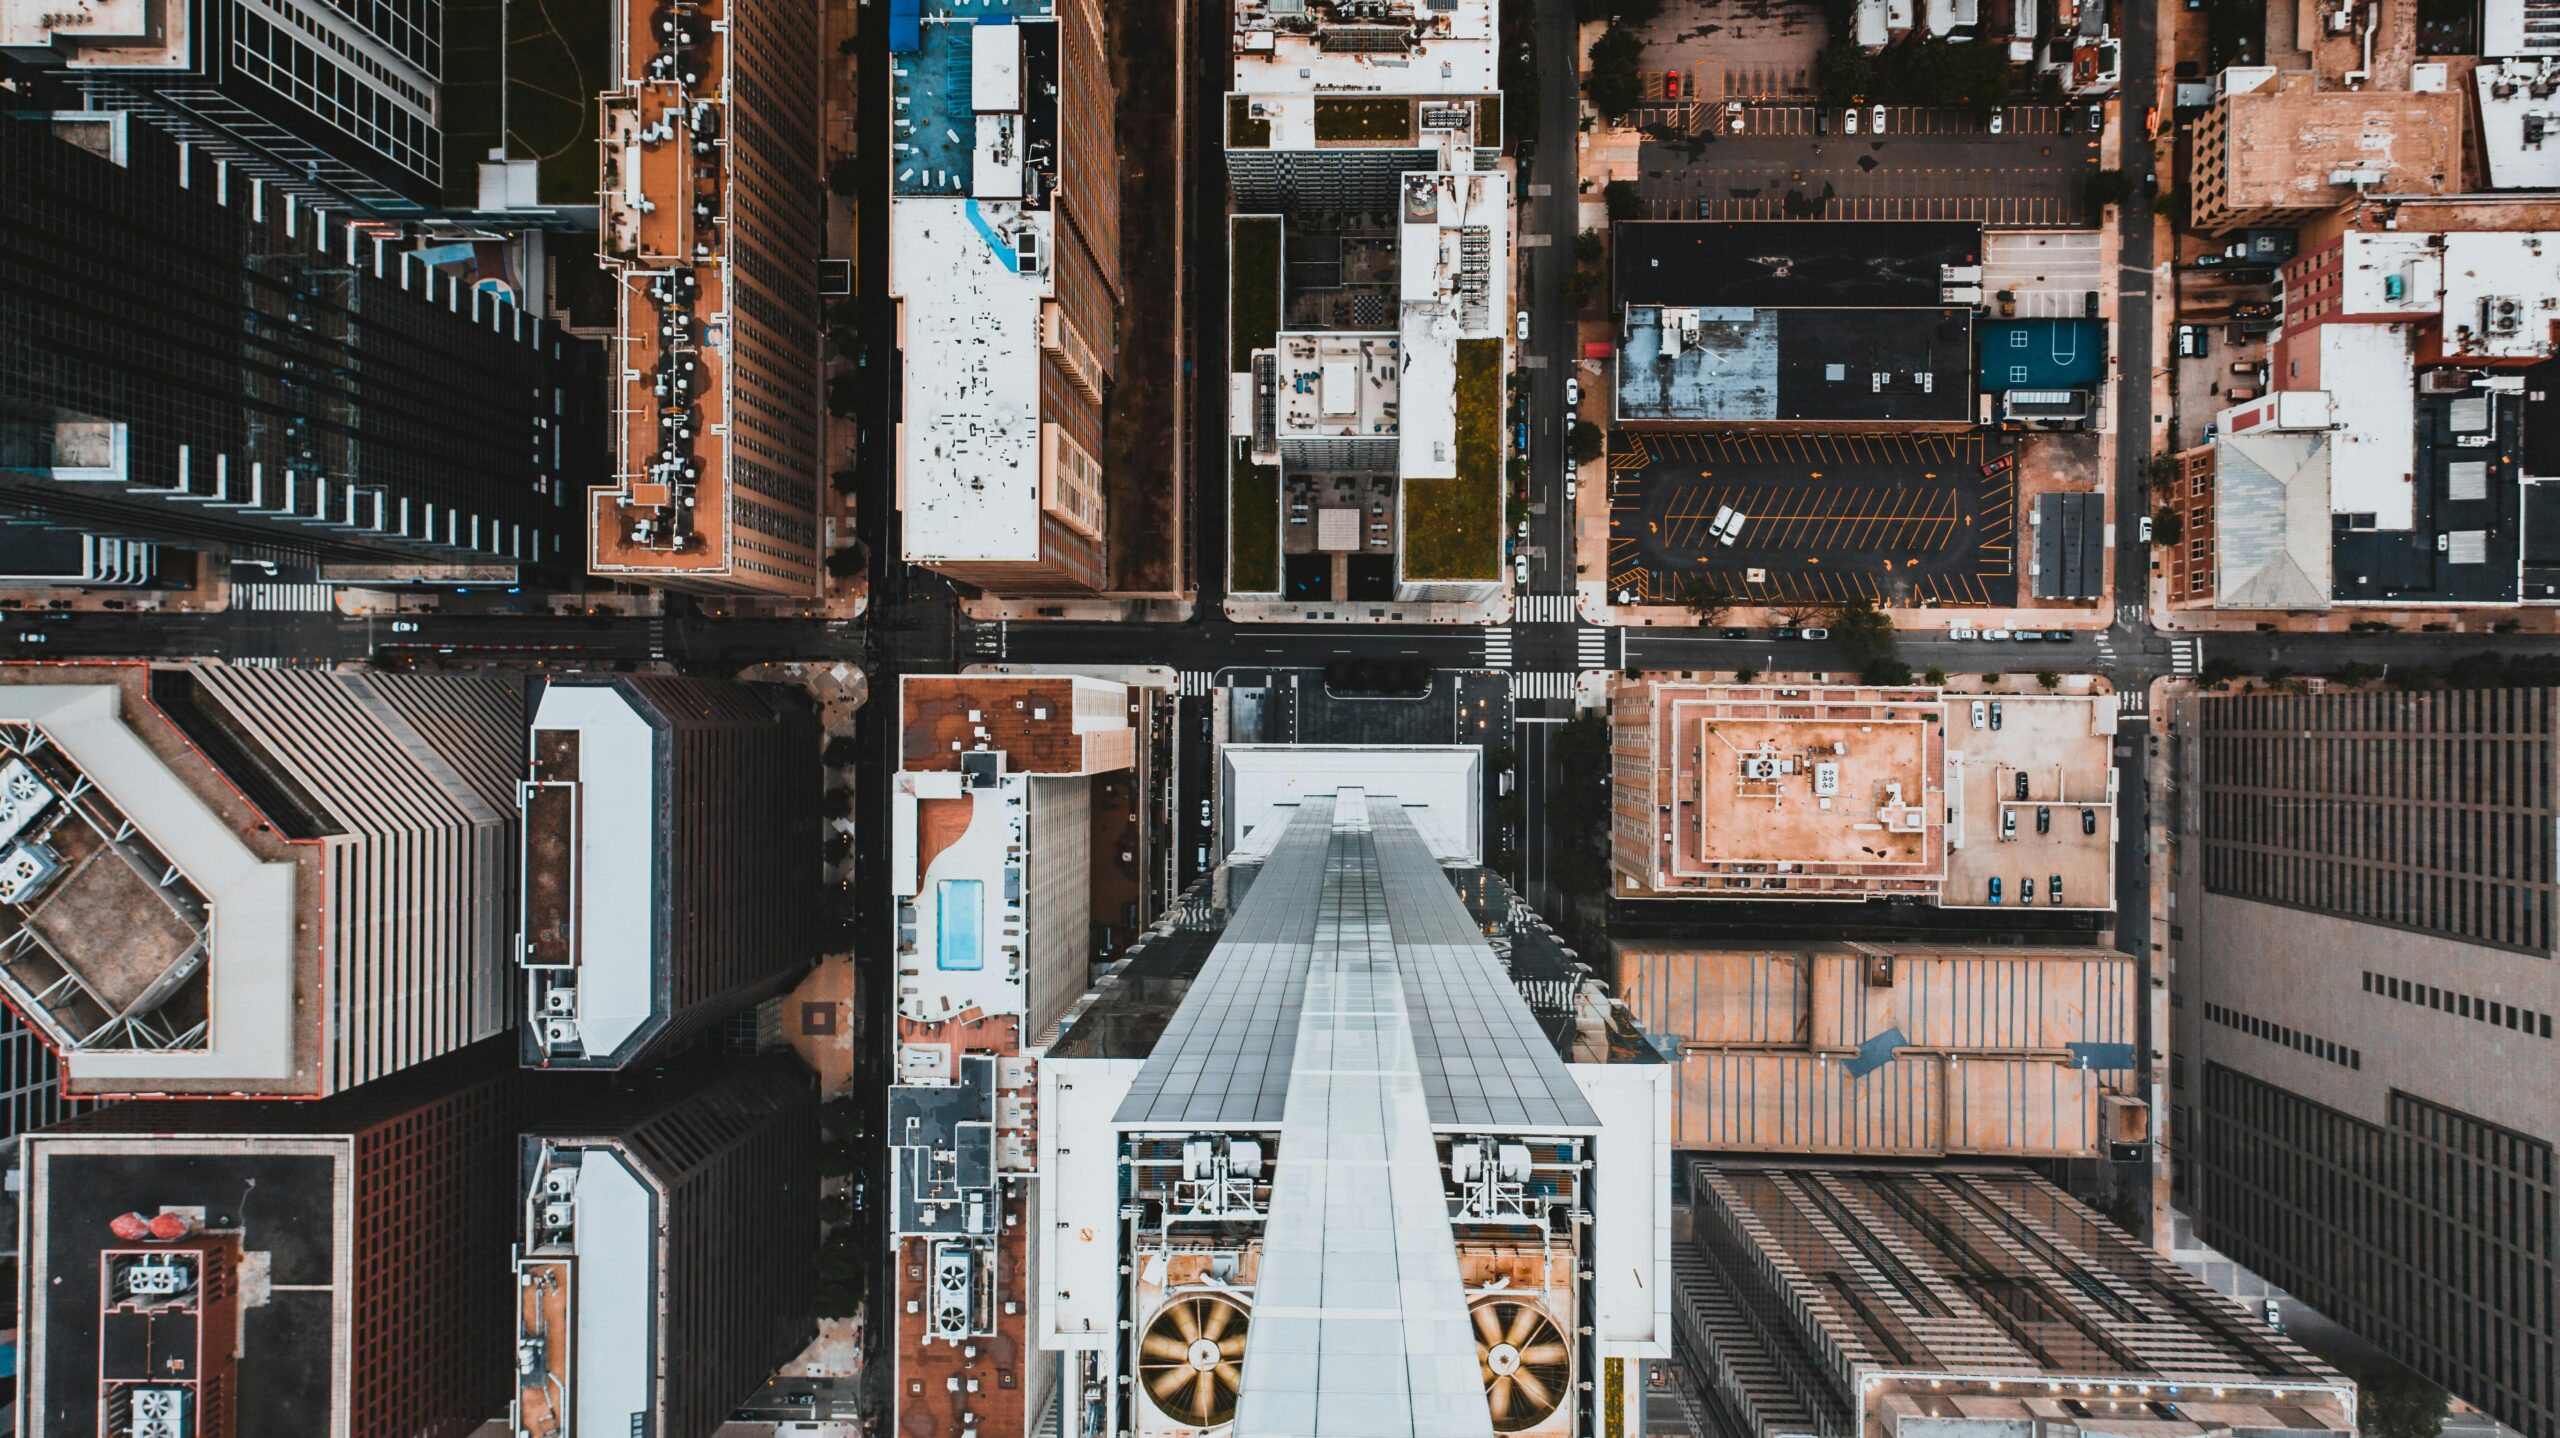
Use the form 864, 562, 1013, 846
1775, 308, 1974, 423
2330, 387, 2521, 604
1614, 221, 1982, 309
31, 1147, 341, 1438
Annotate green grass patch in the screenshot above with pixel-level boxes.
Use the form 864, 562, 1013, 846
1230, 452, 1281, 593
1230, 216, 1281, 372
1475, 94, 1501, 149
1313, 97, 1415, 143
1402, 338, 1502, 581
1228, 95, 1270, 148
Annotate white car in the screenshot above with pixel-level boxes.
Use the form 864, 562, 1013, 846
1564, 376, 1581, 408
1970, 700, 1988, 729
1514, 552, 1531, 587
390, 620, 421, 633
1988, 111, 2003, 134
2138, 515, 2155, 543
1981, 628, 2014, 640
1949, 626, 1977, 640
1564, 473, 1576, 501
1843, 108, 1859, 135
1516, 312, 1530, 342
1725, 100, 1745, 133
1871, 105, 1887, 133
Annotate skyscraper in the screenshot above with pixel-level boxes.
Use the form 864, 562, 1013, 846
15, 1039, 516, 1438
584, 0, 827, 596
1673, 1161, 2355, 1438
0, 662, 518, 1099
1032, 767, 1670, 1438
519, 674, 821, 1070
890, 0, 1124, 594
0, 111, 596, 574
0, 0, 453, 213
2166, 685, 2559, 1434
511, 1053, 818, 1438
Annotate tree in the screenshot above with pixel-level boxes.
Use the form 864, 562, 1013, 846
1860, 657, 1914, 686
1815, 39, 1876, 108
823, 785, 857, 818
826, 373, 863, 419
2151, 507, 2185, 546
2332, 660, 2384, 685
827, 155, 861, 196
1574, 228, 1607, 266
1733, 666, 1760, 684
2083, 167, 2136, 211
1827, 594, 1899, 669
2361, 1373, 2450, 1438
1682, 580, 1734, 625
1586, 27, 1646, 121
2037, 670, 2061, 690
832, 466, 860, 495
826, 544, 866, 580
1603, 178, 1643, 222
1571, 419, 1605, 464
2199, 655, 2243, 686
822, 734, 862, 767
1566, 266, 1607, 308
1924, 666, 1946, 685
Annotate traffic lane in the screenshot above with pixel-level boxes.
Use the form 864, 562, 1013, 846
1622, 630, 2111, 674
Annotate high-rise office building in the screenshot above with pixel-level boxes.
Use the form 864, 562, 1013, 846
1673, 1161, 2355, 1438
0, 0, 452, 213
890, 0, 1123, 594
585, 0, 827, 596
519, 674, 820, 1070
1619, 943, 2147, 1160
511, 1053, 818, 1438
0, 662, 518, 1099
2166, 686, 2558, 1434
1033, 780, 1670, 1438
0, 111, 596, 574
883, 673, 1159, 1438
15, 1039, 516, 1438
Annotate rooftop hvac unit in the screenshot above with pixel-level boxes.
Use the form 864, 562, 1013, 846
0, 841, 62, 905
543, 987, 577, 1015
543, 1019, 578, 1049
1138, 1293, 1250, 1428
542, 1200, 575, 1231
1470, 1298, 1569, 1433
544, 1169, 576, 1198
0, 757, 55, 851
2483, 296, 2525, 337
125, 1259, 194, 1299
1014, 229, 1045, 277
129, 1390, 187, 1438
931, 1243, 976, 1340
1813, 762, 1841, 796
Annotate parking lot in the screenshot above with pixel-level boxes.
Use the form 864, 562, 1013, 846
1606, 430, 2019, 607
1629, 103, 2100, 226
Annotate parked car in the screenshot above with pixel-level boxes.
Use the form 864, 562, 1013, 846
2036, 805, 2050, 834
1989, 701, 2003, 730
1564, 473, 1577, 501
1981, 627, 2014, 640
2001, 810, 2016, 840
1988, 876, 2003, 904
1773, 627, 1802, 640
2013, 630, 2041, 642
1844, 108, 1860, 134
1564, 376, 1580, 408
1200, 799, 1212, 827
1665, 69, 1682, 100
1988, 110, 2003, 133
1970, 700, 1988, 728
2084, 102, 2104, 132
1950, 626, 1978, 640
2049, 874, 2065, 904
2018, 875, 2035, 906
2082, 807, 2098, 834
2015, 772, 2029, 800
1725, 99, 1745, 132
1516, 312, 1530, 342
1871, 104, 1887, 132
390, 620, 420, 633
2176, 324, 2207, 357
1513, 552, 1530, 587
2045, 630, 2074, 641
2138, 515, 2154, 543
1799, 627, 1830, 640
1817, 108, 1832, 135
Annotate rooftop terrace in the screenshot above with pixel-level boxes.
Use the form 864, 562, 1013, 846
1231, 0, 1498, 94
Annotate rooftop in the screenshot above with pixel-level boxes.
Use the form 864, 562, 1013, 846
1269, 332, 1401, 443
0, 0, 189, 67
1614, 306, 1975, 423
2474, 58, 2560, 189
1935, 692, 2120, 912
520, 681, 662, 1067
1229, 0, 1497, 95
515, 1143, 657, 1438
1612, 221, 1982, 309
897, 674, 1134, 775
2206, 69, 2460, 211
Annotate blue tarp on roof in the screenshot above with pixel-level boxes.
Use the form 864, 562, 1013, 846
888, 0, 921, 52
1979, 318, 2107, 393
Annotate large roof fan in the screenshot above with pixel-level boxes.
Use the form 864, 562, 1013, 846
1138, 1292, 1249, 1428
1471, 1297, 1569, 1433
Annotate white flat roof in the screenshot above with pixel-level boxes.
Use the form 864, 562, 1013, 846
2321, 324, 2418, 529
972, 23, 1023, 111
973, 116, 1025, 200
893, 197, 1054, 565
527, 683, 659, 1063
1396, 171, 1510, 482
2436, 231, 2560, 361
2475, 59, 2560, 187
567, 1149, 656, 1438
0, 685, 298, 1088
890, 770, 1032, 1024
2335, 232, 2443, 318
1230, 0, 1498, 93
2484, 0, 2558, 57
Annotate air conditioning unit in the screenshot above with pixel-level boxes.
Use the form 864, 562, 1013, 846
543, 987, 577, 1015
931, 1242, 977, 1340
125, 1260, 193, 1298
130, 1390, 187, 1438
542, 1201, 575, 1231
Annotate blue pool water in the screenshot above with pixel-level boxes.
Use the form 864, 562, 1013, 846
937, 878, 984, 970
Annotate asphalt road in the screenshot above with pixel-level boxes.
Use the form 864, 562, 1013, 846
1523, 0, 1584, 594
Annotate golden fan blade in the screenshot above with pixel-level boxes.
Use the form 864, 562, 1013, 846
1488, 1377, 1515, 1421
1149, 1365, 1197, 1401
1218, 1333, 1249, 1358
1473, 1304, 1505, 1346
1193, 1371, 1218, 1421
1511, 1366, 1554, 1410
1171, 1299, 1202, 1342
1140, 1333, 1193, 1362
1215, 1360, 1243, 1393
1203, 1299, 1234, 1341
1519, 1342, 1569, 1365
1505, 1304, 1539, 1347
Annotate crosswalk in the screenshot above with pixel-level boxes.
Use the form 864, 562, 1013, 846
1481, 626, 1512, 669
1576, 628, 1611, 669
1179, 670, 1216, 697
967, 621, 1006, 659
1516, 594, 1578, 624
1512, 672, 1580, 700
2116, 689, 2148, 716
2169, 638, 2200, 675
231, 582, 335, 612
647, 617, 667, 660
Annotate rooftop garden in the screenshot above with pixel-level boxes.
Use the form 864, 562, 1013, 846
1312, 97, 1415, 144
1402, 338, 1503, 582
1228, 96, 1269, 148
1230, 216, 1281, 372
1231, 452, 1280, 594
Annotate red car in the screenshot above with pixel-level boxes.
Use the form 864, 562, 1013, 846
1664, 70, 1681, 101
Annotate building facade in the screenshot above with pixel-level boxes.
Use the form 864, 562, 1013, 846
0, 662, 518, 1099
519, 674, 820, 1070
890, 0, 1123, 595
2166, 685, 2560, 1434
2187, 69, 2459, 235
0, 112, 596, 575
512, 1053, 818, 1438
1675, 1161, 2355, 1438
586, 0, 826, 595
15, 1040, 516, 1438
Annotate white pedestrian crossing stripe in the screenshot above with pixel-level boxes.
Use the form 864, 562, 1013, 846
2170, 639, 2200, 675
1574, 628, 1610, 668
1481, 626, 1513, 668
232, 582, 335, 612
1512, 672, 1578, 699
1517, 594, 1577, 624
1180, 671, 1216, 697
2117, 690, 2147, 715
